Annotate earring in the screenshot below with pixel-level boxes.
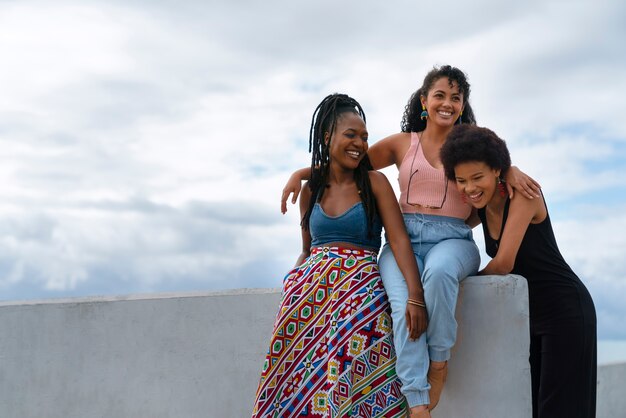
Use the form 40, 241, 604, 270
457, 111, 463, 125
420, 105, 428, 121
497, 177, 507, 197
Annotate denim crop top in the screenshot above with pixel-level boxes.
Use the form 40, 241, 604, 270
309, 202, 383, 251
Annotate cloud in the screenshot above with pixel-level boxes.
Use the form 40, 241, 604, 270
503, 127, 626, 202
0, 197, 297, 298
552, 212, 626, 339
0, 0, 625, 341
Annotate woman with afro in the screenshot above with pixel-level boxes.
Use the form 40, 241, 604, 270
441, 124, 597, 418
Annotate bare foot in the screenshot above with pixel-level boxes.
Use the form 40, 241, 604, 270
409, 405, 431, 418
427, 360, 448, 411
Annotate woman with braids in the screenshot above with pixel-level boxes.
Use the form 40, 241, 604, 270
252, 93, 427, 418
440, 124, 597, 418
280, 65, 541, 417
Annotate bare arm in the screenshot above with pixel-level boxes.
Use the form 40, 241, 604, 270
293, 182, 312, 267
479, 195, 544, 275
370, 171, 427, 340
367, 132, 411, 170
505, 166, 541, 199
281, 167, 310, 214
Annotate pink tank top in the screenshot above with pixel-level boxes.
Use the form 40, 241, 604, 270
398, 132, 472, 219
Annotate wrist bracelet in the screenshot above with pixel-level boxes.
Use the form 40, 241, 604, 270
407, 298, 426, 308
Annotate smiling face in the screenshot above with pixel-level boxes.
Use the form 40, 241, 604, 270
421, 77, 465, 128
327, 111, 368, 170
453, 161, 501, 208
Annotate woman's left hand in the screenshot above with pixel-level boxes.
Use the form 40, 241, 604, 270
405, 304, 428, 341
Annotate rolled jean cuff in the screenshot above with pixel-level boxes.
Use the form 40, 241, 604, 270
428, 348, 450, 362
405, 390, 430, 408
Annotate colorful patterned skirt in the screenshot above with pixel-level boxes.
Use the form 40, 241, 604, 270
252, 246, 407, 418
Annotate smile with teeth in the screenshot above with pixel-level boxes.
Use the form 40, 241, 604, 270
437, 110, 453, 117
346, 150, 361, 159
467, 191, 483, 201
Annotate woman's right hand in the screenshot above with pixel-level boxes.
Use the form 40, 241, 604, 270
405, 303, 428, 340
505, 166, 541, 199
281, 173, 303, 214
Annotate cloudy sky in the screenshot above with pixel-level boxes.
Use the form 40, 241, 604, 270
1, 0, 625, 344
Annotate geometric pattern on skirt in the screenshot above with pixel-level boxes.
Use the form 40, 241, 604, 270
252, 246, 407, 418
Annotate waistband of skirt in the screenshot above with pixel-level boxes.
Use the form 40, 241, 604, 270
402, 212, 467, 225
310, 246, 378, 260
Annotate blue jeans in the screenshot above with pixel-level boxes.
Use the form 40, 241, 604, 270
379, 213, 480, 407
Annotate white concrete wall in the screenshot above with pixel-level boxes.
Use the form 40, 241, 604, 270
434, 275, 532, 418
597, 362, 626, 418
0, 289, 281, 418
0, 276, 623, 418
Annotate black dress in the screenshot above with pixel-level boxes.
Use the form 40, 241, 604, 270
478, 197, 596, 418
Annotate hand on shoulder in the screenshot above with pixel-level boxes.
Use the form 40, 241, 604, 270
509, 192, 546, 224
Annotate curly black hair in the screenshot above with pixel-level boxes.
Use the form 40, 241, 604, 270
440, 125, 511, 181
301, 93, 377, 235
401, 65, 476, 133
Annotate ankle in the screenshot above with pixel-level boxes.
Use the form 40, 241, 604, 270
409, 406, 431, 418
410, 405, 428, 413
430, 360, 447, 370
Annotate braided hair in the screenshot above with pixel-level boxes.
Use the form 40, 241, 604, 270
301, 93, 377, 236
401, 65, 477, 133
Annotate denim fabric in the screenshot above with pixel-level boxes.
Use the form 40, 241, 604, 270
309, 203, 383, 250
379, 213, 480, 407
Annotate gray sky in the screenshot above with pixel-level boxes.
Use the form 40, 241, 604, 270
1, 0, 625, 340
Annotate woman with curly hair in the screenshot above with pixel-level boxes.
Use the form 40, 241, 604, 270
441, 124, 597, 418
252, 93, 427, 418
281, 65, 541, 417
